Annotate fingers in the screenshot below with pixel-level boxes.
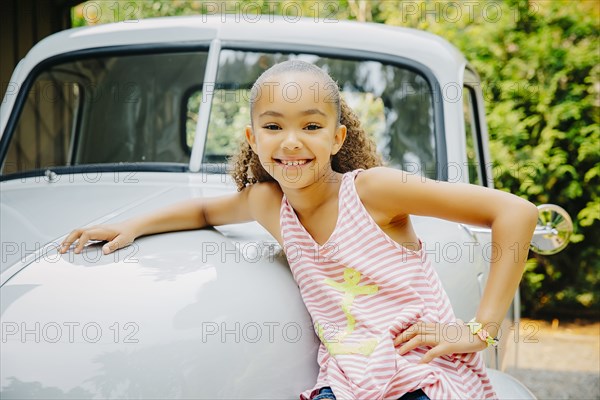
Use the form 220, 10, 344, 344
103, 241, 116, 255
397, 333, 439, 356
395, 322, 445, 357
393, 321, 427, 346
395, 322, 449, 363
59, 226, 121, 254
102, 236, 131, 255
74, 231, 91, 254
395, 320, 484, 363
59, 229, 82, 253
419, 345, 449, 364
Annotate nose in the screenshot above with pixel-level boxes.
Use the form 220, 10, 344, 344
281, 130, 303, 151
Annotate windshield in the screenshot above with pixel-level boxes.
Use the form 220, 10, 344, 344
2, 48, 437, 179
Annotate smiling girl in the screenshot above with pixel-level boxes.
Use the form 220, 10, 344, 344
61, 60, 538, 400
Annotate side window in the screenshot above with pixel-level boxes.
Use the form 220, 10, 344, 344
463, 87, 483, 185
205, 86, 251, 164
185, 86, 250, 164
2, 76, 82, 175
186, 85, 248, 164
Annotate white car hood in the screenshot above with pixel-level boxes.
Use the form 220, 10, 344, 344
1, 173, 318, 398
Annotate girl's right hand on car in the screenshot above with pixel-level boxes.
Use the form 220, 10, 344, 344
59, 222, 139, 255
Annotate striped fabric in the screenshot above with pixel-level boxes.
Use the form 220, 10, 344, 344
280, 169, 497, 400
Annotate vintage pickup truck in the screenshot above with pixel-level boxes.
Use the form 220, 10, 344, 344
0, 15, 572, 399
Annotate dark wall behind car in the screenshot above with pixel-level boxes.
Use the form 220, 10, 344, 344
0, 0, 80, 99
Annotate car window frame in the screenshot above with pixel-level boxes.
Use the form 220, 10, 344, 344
463, 67, 491, 187
463, 86, 483, 186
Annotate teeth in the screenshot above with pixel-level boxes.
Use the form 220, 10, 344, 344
281, 160, 308, 166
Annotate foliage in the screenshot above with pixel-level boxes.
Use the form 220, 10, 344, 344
373, 0, 599, 319
72, 0, 600, 319
71, 0, 353, 26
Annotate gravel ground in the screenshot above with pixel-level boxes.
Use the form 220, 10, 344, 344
502, 319, 600, 400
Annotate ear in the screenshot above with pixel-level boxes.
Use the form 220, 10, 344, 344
331, 124, 347, 155
245, 125, 257, 152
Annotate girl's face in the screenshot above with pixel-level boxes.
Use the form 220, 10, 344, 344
246, 72, 347, 190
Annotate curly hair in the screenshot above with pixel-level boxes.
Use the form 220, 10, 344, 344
229, 60, 383, 191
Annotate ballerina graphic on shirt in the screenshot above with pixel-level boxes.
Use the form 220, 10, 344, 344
316, 268, 381, 356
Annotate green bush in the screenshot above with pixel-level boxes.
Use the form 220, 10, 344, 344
373, 0, 599, 319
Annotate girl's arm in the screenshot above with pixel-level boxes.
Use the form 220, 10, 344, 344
358, 166, 539, 339
60, 184, 261, 255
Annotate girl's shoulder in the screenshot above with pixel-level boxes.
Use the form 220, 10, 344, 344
354, 166, 412, 222
246, 181, 283, 210
354, 166, 410, 197
245, 181, 284, 241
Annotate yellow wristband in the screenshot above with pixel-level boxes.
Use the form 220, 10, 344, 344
466, 318, 498, 347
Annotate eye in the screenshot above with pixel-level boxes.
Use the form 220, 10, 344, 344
304, 123, 322, 131
263, 123, 281, 131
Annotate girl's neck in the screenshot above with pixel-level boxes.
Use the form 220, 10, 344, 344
282, 171, 344, 218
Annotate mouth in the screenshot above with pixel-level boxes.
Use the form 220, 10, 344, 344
274, 158, 313, 167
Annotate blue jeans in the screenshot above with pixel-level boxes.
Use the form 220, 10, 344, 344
312, 387, 430, 400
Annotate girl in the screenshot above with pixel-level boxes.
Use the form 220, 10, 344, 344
60, 60, 539, 400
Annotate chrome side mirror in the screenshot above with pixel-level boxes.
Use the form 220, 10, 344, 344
530, 204, 573, 255
460, 203, 573, 256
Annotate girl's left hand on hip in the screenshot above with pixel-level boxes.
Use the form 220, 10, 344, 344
393, 319, 489, 363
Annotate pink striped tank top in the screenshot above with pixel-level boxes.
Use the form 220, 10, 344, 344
280, 169, 497, 400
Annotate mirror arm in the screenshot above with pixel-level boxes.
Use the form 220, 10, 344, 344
459, 204, 573, 256
462, 225, 557, 237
